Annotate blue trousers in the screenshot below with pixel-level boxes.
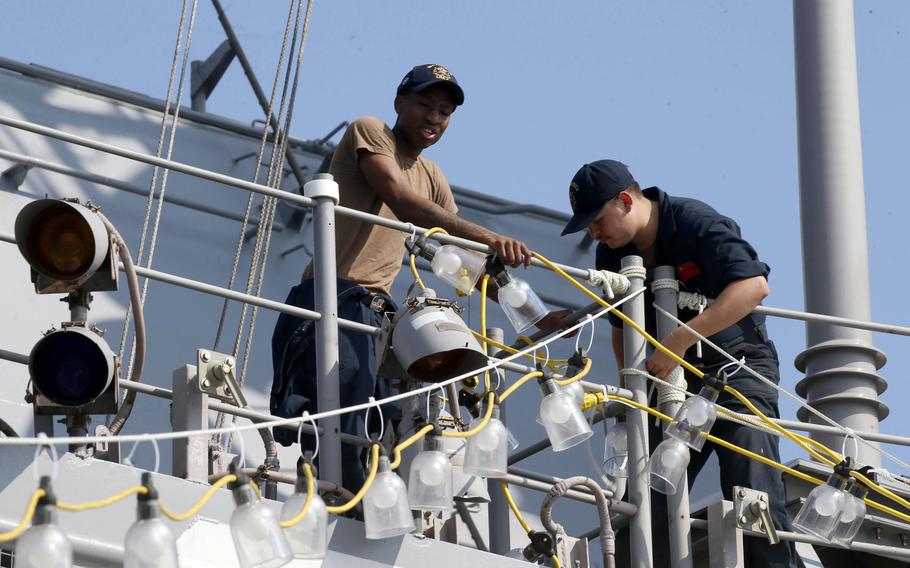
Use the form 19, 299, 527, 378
270, 278, 398, 492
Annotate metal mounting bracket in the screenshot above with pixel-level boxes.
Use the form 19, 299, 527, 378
733, 486, 780, 545
196, 349, 247, 408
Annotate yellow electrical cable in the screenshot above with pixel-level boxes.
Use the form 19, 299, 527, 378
721, 386, 835, 467
160, 474, 236, 522
390, 424, 435, 469
409, 253, 425, 290
500, 482, 562, 568
852, 471, 910, 516
500, 481, 531, 532
531, 252, 704, 378
555, 357, 592, 387
480, 273, 491, 390
469, 331, 569, 367
608, 394, 910, 523
516, 335, 567, 372
0, 489, 45, 543
279, 462, 315, 528
326, 444, 381, 514
58, 485, 147, 512
443, 393, 497, 438
499, 371, 544, 403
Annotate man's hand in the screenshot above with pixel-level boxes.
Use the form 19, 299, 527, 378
645, 332, 692, 379
535, 309, 578, 338
483, 232, 532, 268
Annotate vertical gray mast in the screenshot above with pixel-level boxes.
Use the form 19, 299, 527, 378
792, 0, 888, 466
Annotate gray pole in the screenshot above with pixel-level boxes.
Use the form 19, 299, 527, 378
486, 327, 511, 556
307, 173, 343, 485
621, 256, 652, 568
653, 266, 692, 568
792, 0, 887, 466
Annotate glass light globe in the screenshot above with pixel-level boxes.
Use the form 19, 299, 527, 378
430, 245, 485, 294
793, 473, 849, 540
538, 379, 593, 452
463, 408, 509, 477
364, 456, 415, 539
497, 277, 548, 333
648, 437, 690, 495
603, 422, 629, 479
16, 477, 72, 568
830, 479, 867, 547
408, 436, 454, 512
499, 282, 527, 308
281, 471, 328, 560
666, 386, 719, 452
229, 472, 292, 568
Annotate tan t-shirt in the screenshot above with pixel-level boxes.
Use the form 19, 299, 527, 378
303, 116, 457, 294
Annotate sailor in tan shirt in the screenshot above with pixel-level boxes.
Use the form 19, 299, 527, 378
273, 64, 563, 489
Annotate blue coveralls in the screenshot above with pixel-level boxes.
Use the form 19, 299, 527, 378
600, 187, 797, 568
270, 278, 399, 492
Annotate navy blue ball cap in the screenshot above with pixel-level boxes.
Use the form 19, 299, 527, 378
397, 64, 465, 106
561, 160, 635, 236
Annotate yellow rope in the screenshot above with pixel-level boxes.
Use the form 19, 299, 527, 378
327, 444, 381, 514
279, 463, 315, 528
556, 357, 592, 387
499, 371, 544, 403
0, 489, 45, 543
58, 485, 147, 512
443, 393, 497, 438
160, 474, 235, 521
390, 424, 435, 469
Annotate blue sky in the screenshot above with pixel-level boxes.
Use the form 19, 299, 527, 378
3, 1, 910, 468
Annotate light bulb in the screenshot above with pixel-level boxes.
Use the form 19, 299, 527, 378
538, 379, 593, 452
648, 438, 690, 495
364, 457, 415, 539
408, 436, 454, 512
281, 465, 328, 560
685, 397, 710, 427
793, 472, 849, 540
432, 249, 461, 275
475, 421, 504, 451
229, 469, 292, 568
830, 479, 868, 547
666, 390, 718, 452
429, 245, 485, 294
124, 473, 178, 568
16, 477, 72, 568
497, 277, 548, 333
500, 283, 527, 308
463, 409, 509, 477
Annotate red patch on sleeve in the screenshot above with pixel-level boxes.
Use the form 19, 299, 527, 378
676, 261, 702, 282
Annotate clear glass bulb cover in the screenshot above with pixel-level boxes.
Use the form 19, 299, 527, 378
16, 524, 72, 568
539, 391, 593, 452
666, 396, 717, 452
562, 381, 586, 407
408, 450, 454, 512
364, 470, 415, 539
281, 491, 328, 559
498, 278, 548, 333
430, 245, 485, 294
648, 438, 690, 495
792, 482, 847, 540
230, 491, 293, 568
463, 417, 508, 477
124, 517, 178, 568
603, 423, 629, 479
830, 492, 866, 546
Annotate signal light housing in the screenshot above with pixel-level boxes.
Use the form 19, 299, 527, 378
15, 198, 117, 294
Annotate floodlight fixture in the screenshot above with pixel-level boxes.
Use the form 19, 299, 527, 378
385, 289, 487, 383
15, 198, 117, 294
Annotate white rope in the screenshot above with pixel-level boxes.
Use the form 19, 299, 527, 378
0, 289, 643, 448
575, 314, 596, 355
298, 411, 319, 460
619, 265, 647, 281
364, 396, 385, 443
842, 428, 859, 462
650, 278, 679, 293
653, 302, 910, 474
657, 366, 686, 407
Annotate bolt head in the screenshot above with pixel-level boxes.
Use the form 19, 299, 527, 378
200, 351, 211, 362
738, 488, 747, 499
225, 357, 235, 367
739, 515, 748, 525
202, 379, 211, 388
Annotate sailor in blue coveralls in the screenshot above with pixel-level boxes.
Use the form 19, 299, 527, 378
560, 160, 796, 568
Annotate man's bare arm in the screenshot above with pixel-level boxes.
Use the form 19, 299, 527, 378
359, 151, 530, 267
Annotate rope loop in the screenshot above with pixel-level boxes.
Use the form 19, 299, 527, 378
124, 434, 161, 474
298, 411, 319, 460
31, 433, 59, 482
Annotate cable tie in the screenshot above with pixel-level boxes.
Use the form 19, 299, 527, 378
364, 396, 384, 443
31, 433, 58, 482
123, 434, 161, 474
298, 411, 319, 460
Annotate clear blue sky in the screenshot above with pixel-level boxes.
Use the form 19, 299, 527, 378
3, 1, 910, 467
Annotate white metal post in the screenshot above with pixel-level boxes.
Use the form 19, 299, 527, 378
171, 364, 209, 482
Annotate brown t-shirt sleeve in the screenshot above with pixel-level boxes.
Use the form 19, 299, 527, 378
431, 162, 458, 214
349, 116, 395, 162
